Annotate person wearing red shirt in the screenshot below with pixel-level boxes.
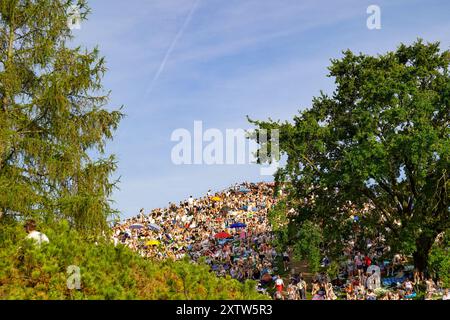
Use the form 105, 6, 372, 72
275, 275, 285, 293
364, 255, 372, 273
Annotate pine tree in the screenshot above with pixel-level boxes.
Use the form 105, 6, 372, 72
0, 0, 123, 233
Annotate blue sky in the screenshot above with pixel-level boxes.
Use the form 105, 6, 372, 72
72, 0, 450, 219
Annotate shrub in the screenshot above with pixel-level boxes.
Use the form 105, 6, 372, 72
293, 220, 323, 273
429, 230, 450, 287
0, 220, 267, 300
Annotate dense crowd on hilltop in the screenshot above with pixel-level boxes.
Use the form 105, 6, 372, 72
111, 182, 449, 300
112, 182, 283, 284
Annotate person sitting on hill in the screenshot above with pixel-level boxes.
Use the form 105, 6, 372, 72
442, 289, 450, 300
287, 283, 298, 300
366, 289, 377, 300
273, 290, 284, 300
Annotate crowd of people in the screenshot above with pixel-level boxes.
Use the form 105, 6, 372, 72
112, 182, 281, 282
270, 258, 449, 300
112, 182, 449, 300
271, 247, 449, 300
326, 236, 449, 300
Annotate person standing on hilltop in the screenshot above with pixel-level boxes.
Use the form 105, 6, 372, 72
188, 195, 194, 210
275, 275, 285, 293
282, 250, 290, 272
297, 276, 307, 300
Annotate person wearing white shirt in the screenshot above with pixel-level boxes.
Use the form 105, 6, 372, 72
443, 289, 450, 300
25, 220, 49, 246
187, 196, 194, 211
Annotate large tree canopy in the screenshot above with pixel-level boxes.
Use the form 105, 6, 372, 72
0, 0, 123, 233
250, 40, 449, 272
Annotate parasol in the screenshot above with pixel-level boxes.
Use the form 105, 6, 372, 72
230, 223, 247, 228
214, 231, 232, 239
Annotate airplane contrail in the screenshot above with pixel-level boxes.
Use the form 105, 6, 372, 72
145, 0, 201, 97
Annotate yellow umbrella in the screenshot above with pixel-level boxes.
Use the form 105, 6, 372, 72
212, 196, 222, 202
146, 240, 160, 246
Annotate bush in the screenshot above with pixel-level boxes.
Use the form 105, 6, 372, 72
429, 230, 450, 288
267, 201, 290, 252
0, 220, 267, 300
293, 220, 323, 273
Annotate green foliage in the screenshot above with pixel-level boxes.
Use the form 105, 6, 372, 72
374, 288, 389, 299
292, 221, 323, 273
413, 291, 426, 300
0, 220, 267, 300
326, 260, 340, 280
268, 201, 339, 275
267, 201, 289, 251
429, 230, 450, 287
0, 0, 123, 234
249, 40, 450, 271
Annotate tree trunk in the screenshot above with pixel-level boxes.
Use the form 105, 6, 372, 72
412, 233, 436, 274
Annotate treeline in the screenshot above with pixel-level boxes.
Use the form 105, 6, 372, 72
0, 219, 266, 300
